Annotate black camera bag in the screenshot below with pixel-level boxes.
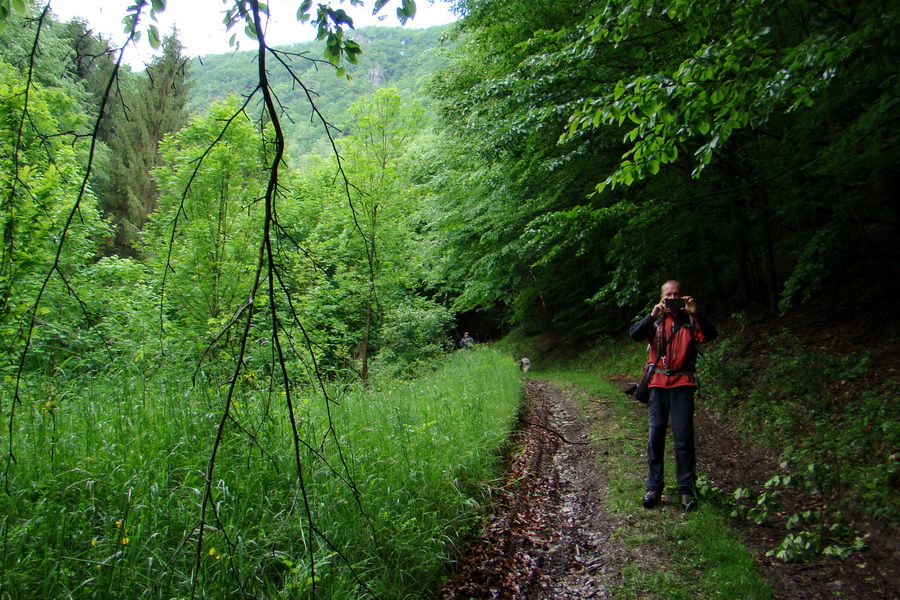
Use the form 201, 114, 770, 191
635, 363, 655, 404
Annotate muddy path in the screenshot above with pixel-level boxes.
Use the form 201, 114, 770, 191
436, 378, 626, 599
436, 378, 899, 599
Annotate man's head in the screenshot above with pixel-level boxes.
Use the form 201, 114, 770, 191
660, 280, 682, 299
660, 280, 686, 313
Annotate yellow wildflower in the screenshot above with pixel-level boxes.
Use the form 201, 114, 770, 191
209, 548, 216, 556
121, 537, 129, 545
90, 539, 97, 547
114, 521, 122, 528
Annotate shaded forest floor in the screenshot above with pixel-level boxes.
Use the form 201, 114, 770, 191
435, 378, 898, 599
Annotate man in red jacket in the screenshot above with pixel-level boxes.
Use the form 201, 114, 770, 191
629, 280, 717, 511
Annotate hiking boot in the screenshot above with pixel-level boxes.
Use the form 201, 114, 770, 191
642, 489, 661, 508
682, 494, 698, 512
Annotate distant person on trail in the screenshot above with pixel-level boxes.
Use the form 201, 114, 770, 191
459, 332, 475, 350
629, 280, 717, 512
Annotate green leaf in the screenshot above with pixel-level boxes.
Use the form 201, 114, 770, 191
698, 120, 710, 135
332, 8, 353, 27
297, 0, 312, 21
150, 0, 166, 13
148, 24, 161, 49
323, 45, 340, 66
664, 144, 678, 162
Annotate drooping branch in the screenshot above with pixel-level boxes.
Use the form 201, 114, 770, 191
190, 2, 382, 597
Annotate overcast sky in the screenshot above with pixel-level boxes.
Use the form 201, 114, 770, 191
48, 0, 459, 66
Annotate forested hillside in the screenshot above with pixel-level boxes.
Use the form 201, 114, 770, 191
0, 0, 897, 598
188, 25, 451, 157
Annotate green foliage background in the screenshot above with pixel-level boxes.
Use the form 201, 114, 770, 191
0, 0, 897, 597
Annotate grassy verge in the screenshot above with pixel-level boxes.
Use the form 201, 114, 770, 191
541, 345, 772, 600
0, 347, 522, 599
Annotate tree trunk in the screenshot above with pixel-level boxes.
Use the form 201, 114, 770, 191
756, 188, 779, 313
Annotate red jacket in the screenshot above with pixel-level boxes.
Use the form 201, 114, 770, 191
629, 312, 717, 388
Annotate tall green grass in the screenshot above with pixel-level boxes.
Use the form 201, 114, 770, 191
0, 347, 522, 599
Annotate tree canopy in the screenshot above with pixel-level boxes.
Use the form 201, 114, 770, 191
421, 0, 899, 330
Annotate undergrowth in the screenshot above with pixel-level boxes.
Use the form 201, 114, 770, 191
702, 324, 899, 525
535, 319, 896, 566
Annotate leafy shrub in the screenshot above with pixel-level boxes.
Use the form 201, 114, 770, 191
372, 298, 455, 377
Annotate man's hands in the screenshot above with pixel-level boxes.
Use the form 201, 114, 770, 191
683, 296, 697, 314
651, 295, 698, 317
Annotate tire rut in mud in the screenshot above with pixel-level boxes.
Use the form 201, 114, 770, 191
436, 379, 625, 599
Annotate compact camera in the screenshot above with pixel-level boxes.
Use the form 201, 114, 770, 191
664, 298, 685, 310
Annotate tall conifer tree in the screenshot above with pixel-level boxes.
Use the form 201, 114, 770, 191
106, 33, 191, 255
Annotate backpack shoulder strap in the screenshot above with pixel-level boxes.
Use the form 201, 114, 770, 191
654, 316, 666, 359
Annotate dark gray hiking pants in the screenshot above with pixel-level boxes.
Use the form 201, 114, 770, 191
646, 386, 696, 495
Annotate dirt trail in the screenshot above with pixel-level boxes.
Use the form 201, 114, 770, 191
436, 378, 899, 599
523, 379, 626, 599
437, 379, 626, 598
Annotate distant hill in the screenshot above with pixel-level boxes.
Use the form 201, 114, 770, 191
187, 25, 452, 159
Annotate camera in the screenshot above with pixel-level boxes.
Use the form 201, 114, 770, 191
664, 298, 685, 310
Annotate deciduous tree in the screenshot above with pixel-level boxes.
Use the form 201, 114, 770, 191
142, 96, 264, 336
